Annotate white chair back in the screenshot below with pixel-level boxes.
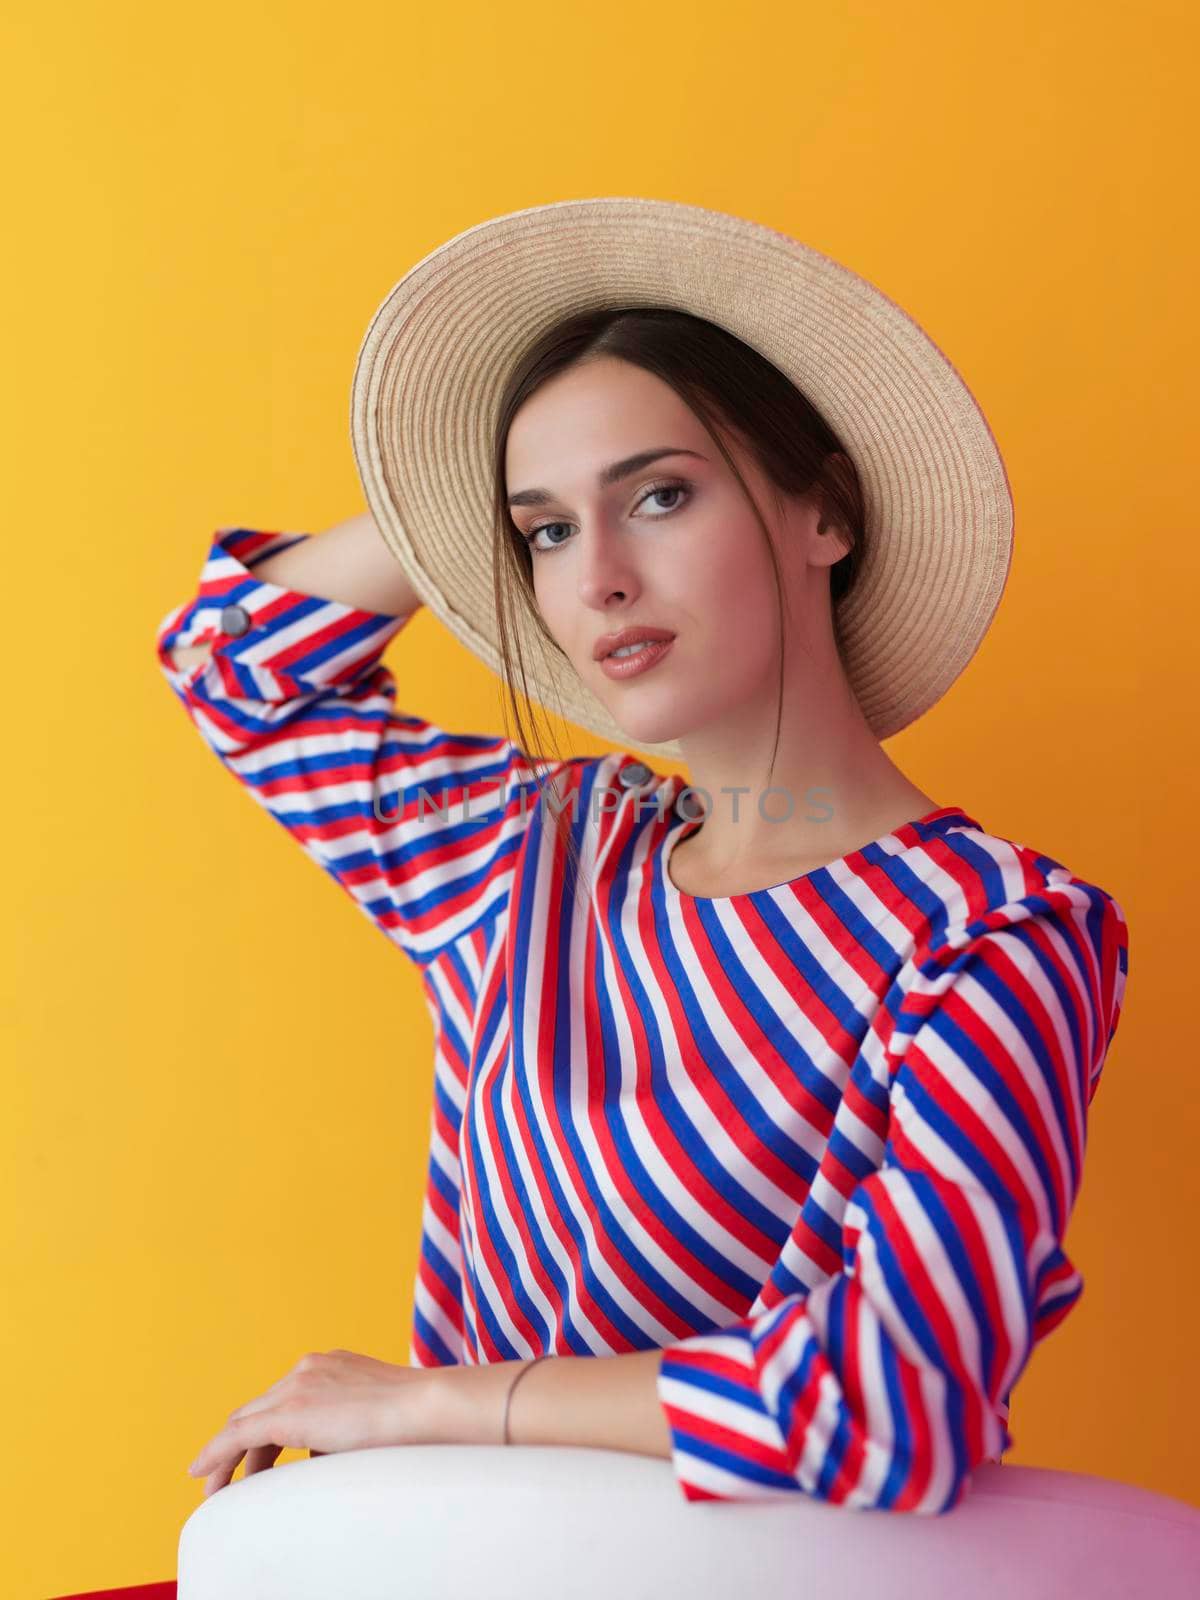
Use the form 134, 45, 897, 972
178, 1445, 1200, 1599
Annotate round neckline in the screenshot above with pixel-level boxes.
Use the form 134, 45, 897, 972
659, 788, 980, 905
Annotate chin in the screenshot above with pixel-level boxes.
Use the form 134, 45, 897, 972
602, 698, 695, 749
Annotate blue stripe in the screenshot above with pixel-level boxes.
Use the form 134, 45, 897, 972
667, 1425, 801, 1492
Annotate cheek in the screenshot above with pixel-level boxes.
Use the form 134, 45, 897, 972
686, 514, 777, 625
529, 566, 572, 649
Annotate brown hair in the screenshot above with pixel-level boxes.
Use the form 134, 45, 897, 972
487, 305, 867, 892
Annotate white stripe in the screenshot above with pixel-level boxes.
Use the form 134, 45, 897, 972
657, 1373, 790, 1454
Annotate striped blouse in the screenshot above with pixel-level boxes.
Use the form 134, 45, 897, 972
154, 525, 1130, 1513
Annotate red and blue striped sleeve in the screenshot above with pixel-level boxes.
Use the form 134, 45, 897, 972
154, 527, 575, 966
655, 880, 1130, 1510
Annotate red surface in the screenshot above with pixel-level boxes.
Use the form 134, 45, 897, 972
46, 1585, 176, 1599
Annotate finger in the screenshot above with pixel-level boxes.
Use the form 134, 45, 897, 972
191, 1386, 288, 1476
242, 1441, 284, 1478
227, 1386, 289, 1424
202, 1450, 245, 1499
200, 1438, 280, 1496
193, 1408, 306, 1489
191, 1418, 255, 1483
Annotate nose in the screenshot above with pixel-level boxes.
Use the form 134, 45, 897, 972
575, 522, 643, 611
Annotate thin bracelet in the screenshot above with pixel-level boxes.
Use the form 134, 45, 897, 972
502, 1352, 553, 1446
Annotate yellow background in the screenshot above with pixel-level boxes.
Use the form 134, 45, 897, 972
3, 1, 1193, 1593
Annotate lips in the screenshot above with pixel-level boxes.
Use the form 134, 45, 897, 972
597, 635, 675, 681
593, 626, 676, 661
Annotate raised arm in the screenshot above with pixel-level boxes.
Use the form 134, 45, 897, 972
154, 514, 582, 967
164, 511, 422, 673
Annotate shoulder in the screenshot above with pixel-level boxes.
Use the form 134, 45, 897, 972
891, 812, 1130, 1075
906, 811, 1128, 959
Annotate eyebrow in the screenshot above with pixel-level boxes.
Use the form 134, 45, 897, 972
507, 447, 707, 508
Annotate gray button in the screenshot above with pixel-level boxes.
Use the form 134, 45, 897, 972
220, 603, 251, 637
674, 789, 706, 821
618, 760, 653, 788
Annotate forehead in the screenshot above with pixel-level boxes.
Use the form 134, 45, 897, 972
505, 358, 704, 476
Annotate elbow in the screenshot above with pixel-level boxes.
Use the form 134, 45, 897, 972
164, 640, 215, 674
796, 1361, 1003, 1515
155, 605, 215, 682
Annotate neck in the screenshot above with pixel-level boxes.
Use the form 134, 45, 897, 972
672, 612, 938, 881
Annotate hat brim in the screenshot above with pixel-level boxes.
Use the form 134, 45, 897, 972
350, 196, 1013, 760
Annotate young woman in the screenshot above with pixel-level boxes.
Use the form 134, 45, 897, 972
159, 200, 1129, 1513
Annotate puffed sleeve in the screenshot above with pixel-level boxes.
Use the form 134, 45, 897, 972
655, 880, 1130, 1510
154, 526, 581, 967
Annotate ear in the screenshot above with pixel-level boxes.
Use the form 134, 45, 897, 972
814, 515, 853, 565
815, 451, 856, 561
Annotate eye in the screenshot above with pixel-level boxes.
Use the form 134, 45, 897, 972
521, 478, 693, 555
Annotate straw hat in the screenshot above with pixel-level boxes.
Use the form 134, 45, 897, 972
349, 196, 1013, 761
